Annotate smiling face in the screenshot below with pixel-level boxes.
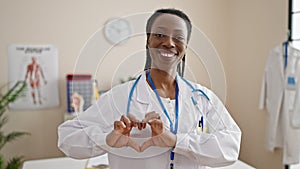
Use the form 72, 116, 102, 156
147, 14, 188, 74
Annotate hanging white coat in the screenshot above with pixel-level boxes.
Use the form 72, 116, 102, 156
260, 42, 300, 165
58, 72, 241, 169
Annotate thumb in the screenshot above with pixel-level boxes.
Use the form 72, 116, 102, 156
140, 139, 154, 152
127, 138, 141, 152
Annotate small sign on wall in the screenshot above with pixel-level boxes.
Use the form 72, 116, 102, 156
8, 44, 60, 109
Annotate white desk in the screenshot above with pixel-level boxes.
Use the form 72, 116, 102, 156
23, 157, 87, 169
207, 160, 255, 169
23, 155, 255, 169
291, 163, 300, 169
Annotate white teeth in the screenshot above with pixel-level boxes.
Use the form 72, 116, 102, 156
160, 52, 175, 58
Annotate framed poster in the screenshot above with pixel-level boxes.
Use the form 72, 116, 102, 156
8, 44, 59, 109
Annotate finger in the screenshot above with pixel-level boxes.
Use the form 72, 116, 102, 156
148, 119, 163, 127
145, 111, 156, 117
145, 111, 160, 119
114, 121, 126, 132
115, 121, 133, 136
148, 119, 163, 136
144, 112, 160, 123
141, 121, 147, 129
137, 122, 144, 130
120, 115, 132, 129
127, 138, 141, 152
127, 113, 139, 127
140, 139, 154, 152
127, 113, 138, 121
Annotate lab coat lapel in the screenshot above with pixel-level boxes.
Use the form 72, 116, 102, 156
176, 74, 192, 119
275, 44, 285, 79
135, 72, 150, 106
176, 75, 196, 132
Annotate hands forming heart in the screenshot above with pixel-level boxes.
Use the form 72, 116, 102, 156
106, 112, 177, 152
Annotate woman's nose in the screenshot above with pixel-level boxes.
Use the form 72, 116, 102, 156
162, 36, 175, 48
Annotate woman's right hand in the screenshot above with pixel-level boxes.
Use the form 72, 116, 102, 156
106, 114, 141, 152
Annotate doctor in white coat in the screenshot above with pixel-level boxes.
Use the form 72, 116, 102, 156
58, 8, 241, 169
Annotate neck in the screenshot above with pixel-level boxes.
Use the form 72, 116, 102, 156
147, 69, 177, 99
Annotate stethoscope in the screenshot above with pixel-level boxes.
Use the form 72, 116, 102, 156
125, 71, 211, 169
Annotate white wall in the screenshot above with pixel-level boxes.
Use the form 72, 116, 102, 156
226, 0, 288, 168
0, 0, 289, 169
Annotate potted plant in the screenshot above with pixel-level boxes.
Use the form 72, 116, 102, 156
0, 81, 29, 169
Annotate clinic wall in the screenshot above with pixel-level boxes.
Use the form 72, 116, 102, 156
225, 0, 288, 169
0, 0, 229, 161
0, 1, 288, 169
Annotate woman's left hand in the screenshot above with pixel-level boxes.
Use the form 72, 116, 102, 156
140, 118, 177, 152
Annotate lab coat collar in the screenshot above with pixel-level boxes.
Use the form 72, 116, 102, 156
273, 42, 300, 78
176, 73, 192, 94
135, 71, 191, 104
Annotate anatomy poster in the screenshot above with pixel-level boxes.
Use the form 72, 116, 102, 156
8, 44, 59, 109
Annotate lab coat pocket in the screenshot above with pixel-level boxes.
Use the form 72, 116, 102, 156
288, 90, 296, 112
196, 116, 208, 134
286, 74, 300, 128
290, 90, 300, 128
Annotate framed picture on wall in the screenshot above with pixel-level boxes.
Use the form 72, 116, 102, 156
8, 44, 60, 109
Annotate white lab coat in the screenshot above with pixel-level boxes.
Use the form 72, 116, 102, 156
259, 42, 300, 165
58, 72, 241, 169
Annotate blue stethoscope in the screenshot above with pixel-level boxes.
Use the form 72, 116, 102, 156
126, 71, 210, 169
